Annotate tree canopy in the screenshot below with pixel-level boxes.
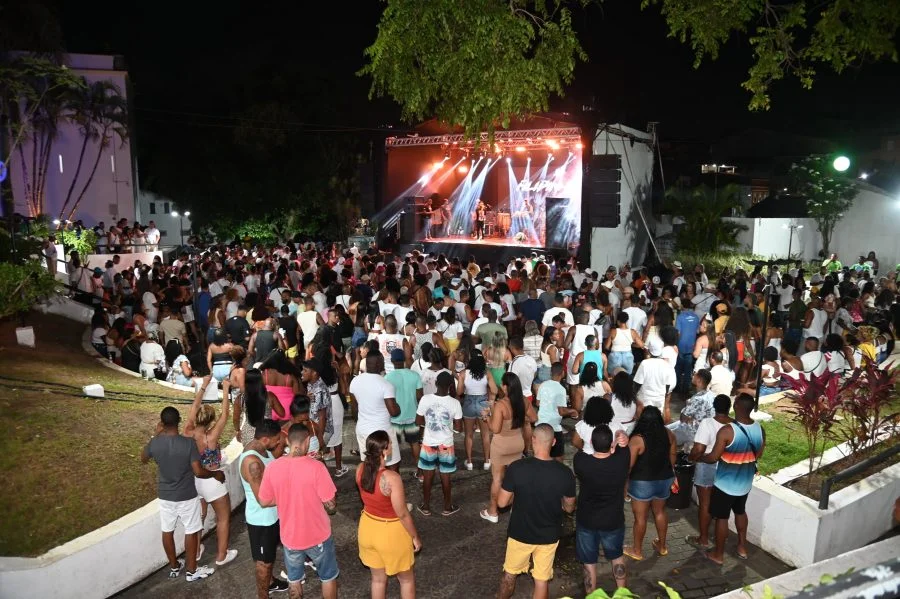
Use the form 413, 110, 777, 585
664, 183, 748, 254
361, 0, 900, 134
790, 155, 857, 255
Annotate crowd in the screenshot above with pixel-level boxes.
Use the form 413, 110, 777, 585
98, 240, 899, 598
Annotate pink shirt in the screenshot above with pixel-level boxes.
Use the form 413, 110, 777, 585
258, 456, 336, 549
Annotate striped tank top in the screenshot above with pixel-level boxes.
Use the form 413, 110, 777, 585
714, 421, 762, 496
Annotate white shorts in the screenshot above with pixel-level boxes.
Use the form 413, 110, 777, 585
326, 395, 344, 449
357, 427, 400, 466
195, 475, 229, 503
159, 497, 203, 534
182, 306, 195, 324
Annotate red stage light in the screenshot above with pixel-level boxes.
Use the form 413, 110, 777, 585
432, 161, 442, 170
458, 165, 468, 173
515, 146, 526, 152
576, 142, 584, 150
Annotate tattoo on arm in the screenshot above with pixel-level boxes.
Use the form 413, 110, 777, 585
247, 459, 264, 485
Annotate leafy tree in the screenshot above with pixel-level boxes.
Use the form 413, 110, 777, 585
57, 80, 129, 222
360, 0, 587, 138
361, 0, 900, 134
664, 183, 748, 254
0, 259, 59, 320
0, 55, 85, 216
790, 155, 857, 255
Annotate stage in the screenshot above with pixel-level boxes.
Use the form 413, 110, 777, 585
399, 236, 569, 264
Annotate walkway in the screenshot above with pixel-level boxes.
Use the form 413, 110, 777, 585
118, 438, 790, 598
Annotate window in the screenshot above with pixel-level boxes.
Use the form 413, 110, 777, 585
163, 202, 170, 214
160, 230, 167, 237
149, 202, 156, 215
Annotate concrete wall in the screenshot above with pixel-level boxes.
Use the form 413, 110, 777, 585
8, 54, 135, 225
726, 186, 900, 265
589, 124, 656, 270
741, 441, 900, 567
136, 190, 191, 246
0, 440, 245, 599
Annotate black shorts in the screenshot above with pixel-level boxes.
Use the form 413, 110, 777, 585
708, 487, 749, 519
550, 431, 565, 458
247, 521, 281, 564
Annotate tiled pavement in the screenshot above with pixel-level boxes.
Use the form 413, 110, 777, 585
118, 426, 791, 599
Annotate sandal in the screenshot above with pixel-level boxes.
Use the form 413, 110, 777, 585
442, 504, 461, 516
350, 449, 360, 456
652, 538, 669, 556
703, 551, 724, 566
415, 503, 432, 516
622, 546, 643, 561
685, 535, 712, 550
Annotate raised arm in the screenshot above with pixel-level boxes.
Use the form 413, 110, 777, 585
211, 378, 230, 441
183, 379, 207, 436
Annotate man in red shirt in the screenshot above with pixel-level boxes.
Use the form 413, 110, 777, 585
259, 424, 339, 598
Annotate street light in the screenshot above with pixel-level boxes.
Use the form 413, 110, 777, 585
783, 223, 804, 258
833, 155, 851, 172
171, 210, 190, 246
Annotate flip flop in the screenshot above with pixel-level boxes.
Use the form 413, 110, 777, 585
736, 550, 749, 560
652, 538, 669, 556
685, 535, 712, 550
703, 551, 724, 566
622, 546, 643, 561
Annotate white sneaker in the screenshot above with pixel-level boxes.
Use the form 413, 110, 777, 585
483, 461, 491, 470
215, 548, 238, 566
186, 564, 215, 582
480, 509, 499, 524
465, 461, 474, 471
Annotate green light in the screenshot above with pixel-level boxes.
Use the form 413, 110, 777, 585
833, 156, 850, 172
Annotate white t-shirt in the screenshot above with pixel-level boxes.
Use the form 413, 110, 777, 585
541, 307, 574, 330
436, 320, 464, 340
509, 354, 538, 398
144, 227, 161, 244
694, 417, 727, 454
777, 285, 795, 311
708, 364, 735, 396
634, 358, 676, 409
661, 345, 678, 368
623, 307, 648, 336
350, 373, 395, 437
416, 393, 462, 446
419, 367, 451, 396
499, 293, 517, 322
142, 291, 158, 323
378, 333, 407, 372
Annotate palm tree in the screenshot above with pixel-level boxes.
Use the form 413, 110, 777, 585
57, 80, 128, 222
664, 184, 748, 255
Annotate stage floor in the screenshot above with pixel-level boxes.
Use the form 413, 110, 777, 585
419, 235, 539, 247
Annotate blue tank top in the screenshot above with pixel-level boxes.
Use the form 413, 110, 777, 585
238, 449, 278, 526
580, 349, 603, 373
715, 422, 763, 496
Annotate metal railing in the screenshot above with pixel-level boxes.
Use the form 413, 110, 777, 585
818, 442, 900, 509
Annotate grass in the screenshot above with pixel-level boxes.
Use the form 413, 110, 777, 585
0, 312, 230, 557
757, 411, 838, 476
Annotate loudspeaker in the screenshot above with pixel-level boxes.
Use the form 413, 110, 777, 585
585, 154, 621, 228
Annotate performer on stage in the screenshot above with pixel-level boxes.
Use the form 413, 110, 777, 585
475, 201, 486, 240
421, 197, 434, 241
440, 198, 452, 237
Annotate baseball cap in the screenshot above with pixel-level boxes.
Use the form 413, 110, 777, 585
483, 277, 494, 284
647, 336, 664, 357
390, 348, 406, 363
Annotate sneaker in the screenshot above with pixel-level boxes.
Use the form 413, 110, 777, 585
268, 578, 290, 594
186, 565, 215, 582
169, 559, 184, 579
483, 461, 491, 470
333, 465, 350, 478
480, 508, 499, 524
215, 548, 238, 567
304, 559, 317, 572
465, 461, 474, 471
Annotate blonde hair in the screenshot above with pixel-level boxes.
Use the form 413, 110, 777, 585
196, 405, 217, 429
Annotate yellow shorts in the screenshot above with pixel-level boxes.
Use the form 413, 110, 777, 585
357, 511, 414, 576
502, 538, 559, 581
445, 337, 460, 355
285, 345, 299, 359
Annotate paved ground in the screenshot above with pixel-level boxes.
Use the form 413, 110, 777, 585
117, 416, 791, 599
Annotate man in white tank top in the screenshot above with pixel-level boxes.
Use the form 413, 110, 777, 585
564, 314, 601, 385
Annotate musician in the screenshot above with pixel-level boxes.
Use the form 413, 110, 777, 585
440, 198, 452, 237
421, 197, 433, 241
522, 197, 534, 218
475, 200, 487, 240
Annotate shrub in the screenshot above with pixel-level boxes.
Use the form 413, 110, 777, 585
838, 365, 899, 453
670, 251, 765, 276
58, 227, 97, 260
0, 260, 60, 320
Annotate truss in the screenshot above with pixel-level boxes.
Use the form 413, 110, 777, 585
385, 127, 583, 148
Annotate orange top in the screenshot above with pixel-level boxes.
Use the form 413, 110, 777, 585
356, 467, 397, 519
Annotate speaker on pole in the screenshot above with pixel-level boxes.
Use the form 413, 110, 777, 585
585, 154, 621, 228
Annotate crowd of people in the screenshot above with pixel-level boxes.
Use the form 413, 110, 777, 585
110, 240, 900, 598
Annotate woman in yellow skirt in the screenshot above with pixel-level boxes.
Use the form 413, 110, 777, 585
356, 430, 422, 599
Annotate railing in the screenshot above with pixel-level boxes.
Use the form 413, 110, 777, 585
818, 442, 900, 509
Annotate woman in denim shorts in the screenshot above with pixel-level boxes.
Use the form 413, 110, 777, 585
624, 407, 676, 560
457, 354, 497, 471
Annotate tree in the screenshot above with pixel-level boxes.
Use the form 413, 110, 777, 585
57, 80, 129, 222
0, 55, 85, 216
360, 0, 587, 138
790, 155, 856, 255
663, 183, 748, 255
361, 0, 900, 135
0, 259, 59, 321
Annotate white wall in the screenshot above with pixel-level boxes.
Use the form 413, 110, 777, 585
0, 440, 245, 599
137, 190, 191, 246
589, 124, 656, 270
727, 186, 900, 266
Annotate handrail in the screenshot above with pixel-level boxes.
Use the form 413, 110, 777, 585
818, 442, 900, 509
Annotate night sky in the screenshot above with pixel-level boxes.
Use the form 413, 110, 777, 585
53, 0, 900, 180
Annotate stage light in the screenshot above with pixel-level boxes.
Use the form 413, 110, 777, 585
859, 172, 869, 180
547, 139, 559, 150
458, 165, 468, 173
432, 161, 442, 170
506, 157, 512, 163
515, 146, 526, 153
576, 142, 584, 150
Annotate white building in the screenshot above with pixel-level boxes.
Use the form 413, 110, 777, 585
137, 190, 192, 247
8, 53, 137, 226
